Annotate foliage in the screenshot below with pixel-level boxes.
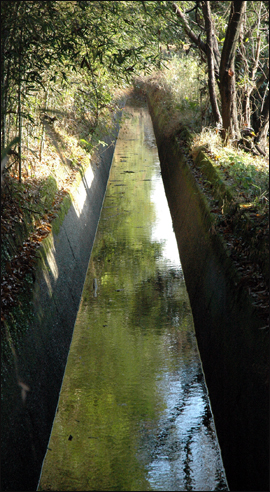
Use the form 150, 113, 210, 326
163, 1, 269, 145
1, 0, 172, 168
141, 47, 268, 212
192, 125, 269, 211
142, 56, 207, 130
1, 0, 268, 179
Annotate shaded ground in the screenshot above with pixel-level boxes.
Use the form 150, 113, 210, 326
1, 166, 78, 329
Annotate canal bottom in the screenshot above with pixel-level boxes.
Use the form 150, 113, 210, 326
38, 106, 228, 491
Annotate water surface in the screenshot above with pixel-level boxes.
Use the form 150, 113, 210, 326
38, 107, 228, 491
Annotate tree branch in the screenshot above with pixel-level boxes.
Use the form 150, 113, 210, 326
172, 2, 207, 54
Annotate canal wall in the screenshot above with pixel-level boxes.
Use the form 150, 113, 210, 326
1, 111, 123, 492
145, 85, 268, 491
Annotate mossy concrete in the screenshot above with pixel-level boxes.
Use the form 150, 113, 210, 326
146, 85, 268, 492
193, 148, 269, 283
1, 109, 124, 492
193, 146, 235, 205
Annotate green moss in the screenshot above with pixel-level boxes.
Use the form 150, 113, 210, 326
194, 149, 234, 205
39, 175, 58, 210
52, 193, 72, 236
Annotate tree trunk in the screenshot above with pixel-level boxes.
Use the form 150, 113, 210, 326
239, 4, 262, 129
40, 90, 49, 162
18, 28, 23, 182
201, 1, 222, 127
219, 1, 246, 143
1, 2, 22, 149
255, 92, 269, 152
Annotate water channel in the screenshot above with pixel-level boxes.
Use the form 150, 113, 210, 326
38, 106, 228, 491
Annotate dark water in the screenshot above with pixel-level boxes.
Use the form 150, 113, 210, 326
38, 107, 228, 491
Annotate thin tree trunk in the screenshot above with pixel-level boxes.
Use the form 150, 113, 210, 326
240, 1, 262, 129
201, 1, 222, 127
1, 1, 21, 150
172, 2, 220, 76
1, 40, 12, 150
40, 91, 49, 162
244, 36, 261, 127
255, 92, 269, 152
18, 29, 23, 182
172, 3, 208, 63
219, 1, 246, 143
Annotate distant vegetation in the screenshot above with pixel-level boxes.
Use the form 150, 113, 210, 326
1, 1, 268, 182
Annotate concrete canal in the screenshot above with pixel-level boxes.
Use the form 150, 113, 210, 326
38, 106, 228, 491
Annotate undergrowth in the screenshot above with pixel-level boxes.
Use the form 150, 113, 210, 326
136, 54, 269, 212
192, 129, 269, 213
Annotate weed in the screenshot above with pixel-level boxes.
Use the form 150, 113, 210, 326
192, 128, 269, 211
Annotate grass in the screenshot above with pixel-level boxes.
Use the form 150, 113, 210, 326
192, 128, 269, 213
137, 54, 269, 213
141, 55, 207, 130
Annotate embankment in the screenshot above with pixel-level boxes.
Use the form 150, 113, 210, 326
145, 84, 268, 491
1, 111, 123, 492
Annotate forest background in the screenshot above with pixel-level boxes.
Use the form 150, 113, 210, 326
1, 1, 269, 330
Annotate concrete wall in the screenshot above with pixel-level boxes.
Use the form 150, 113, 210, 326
146, 90, 268, 491
1, 116, 123, 491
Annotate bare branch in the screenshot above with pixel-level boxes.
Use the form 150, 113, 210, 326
172, 2, 207, 54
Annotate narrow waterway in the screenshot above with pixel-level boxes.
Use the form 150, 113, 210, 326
38, 106, 228, 491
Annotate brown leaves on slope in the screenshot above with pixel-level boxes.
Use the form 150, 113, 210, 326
1, 179, 70, 321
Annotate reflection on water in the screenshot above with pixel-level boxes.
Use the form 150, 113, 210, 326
38, 107, 228, 491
